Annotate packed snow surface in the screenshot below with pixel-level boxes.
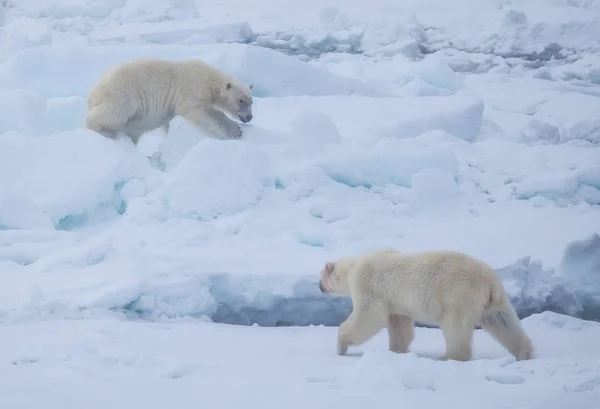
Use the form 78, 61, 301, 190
0, 0, 599, 406
1, 312, 600, 409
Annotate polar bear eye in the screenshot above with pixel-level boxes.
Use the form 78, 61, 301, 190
238, 99, 244, 104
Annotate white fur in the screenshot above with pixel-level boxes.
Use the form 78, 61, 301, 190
85, 57, 254, 144
319, 248, 534, 362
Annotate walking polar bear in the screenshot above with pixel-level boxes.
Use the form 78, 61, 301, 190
85, 57, 254, 144
319, 248, 534, 362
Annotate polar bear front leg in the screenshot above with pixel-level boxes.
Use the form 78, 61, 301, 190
337, 300, 385, 355
180, 106, 242, 139
387, 314, 415, 354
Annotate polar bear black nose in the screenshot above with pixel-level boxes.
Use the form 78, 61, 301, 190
319, 281, 326, 293
240, 113, 252, 123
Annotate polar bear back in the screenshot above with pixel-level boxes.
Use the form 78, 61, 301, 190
350, 250, 502, 324
87, 58, 225, 113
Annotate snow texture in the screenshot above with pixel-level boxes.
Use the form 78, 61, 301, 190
0, 0, 599, 406
1, 313, 599, 409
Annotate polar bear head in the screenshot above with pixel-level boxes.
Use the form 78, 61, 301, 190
318, 257, 355, 295
217, 79, 254, 123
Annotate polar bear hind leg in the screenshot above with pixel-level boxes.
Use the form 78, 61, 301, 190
387, 314, 415, 353
85, 102, 133, 140
337, 296, 386, 355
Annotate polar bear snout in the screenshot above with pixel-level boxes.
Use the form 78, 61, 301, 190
319, 281, 327, 293
239, 112, 253, 123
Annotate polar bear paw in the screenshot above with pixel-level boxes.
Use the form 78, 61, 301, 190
228, 123, 243, 139
337, 334, 349, 356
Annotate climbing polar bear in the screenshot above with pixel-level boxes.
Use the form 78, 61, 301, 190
85, 57, 254, 144
319, 248, 534, 362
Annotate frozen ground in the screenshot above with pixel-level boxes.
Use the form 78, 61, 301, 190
0, 0, 599, 406
1, 312, 600, 409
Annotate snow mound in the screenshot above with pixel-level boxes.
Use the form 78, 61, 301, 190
45, 96, 88, 132
0, 196, 54, 231
531, 93, 600, 144
0, 130, 151, 229
318, 139, 458, 189
252, 92, 484, 145
0, 43, 381, 99
559, 234, 600, 320
130, 139, 273, 222
314, 52, 469, 98
0, 16, 52, 60
512, 166, 600, 206
465, 139, 600, 206
0, 89, 51, 135
544, 53, 600, 84
465, 73, 600, 148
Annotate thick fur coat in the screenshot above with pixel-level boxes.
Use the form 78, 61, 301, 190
85, 57, 254, 144
319, 248, 534, 362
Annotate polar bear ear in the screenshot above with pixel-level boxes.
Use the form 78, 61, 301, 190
249, 83, 254, 90
226, 82, 232, 90
324, 262, 334, 275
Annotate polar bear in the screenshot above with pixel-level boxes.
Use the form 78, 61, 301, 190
319, 248, 534, 362
84, 57, 254, 144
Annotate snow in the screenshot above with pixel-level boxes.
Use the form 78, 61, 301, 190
0, 0, 599, 406
0, 312, 599, 408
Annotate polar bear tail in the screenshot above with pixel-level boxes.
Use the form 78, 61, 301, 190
481, 286, 534, 361
488, 281, 504, 306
